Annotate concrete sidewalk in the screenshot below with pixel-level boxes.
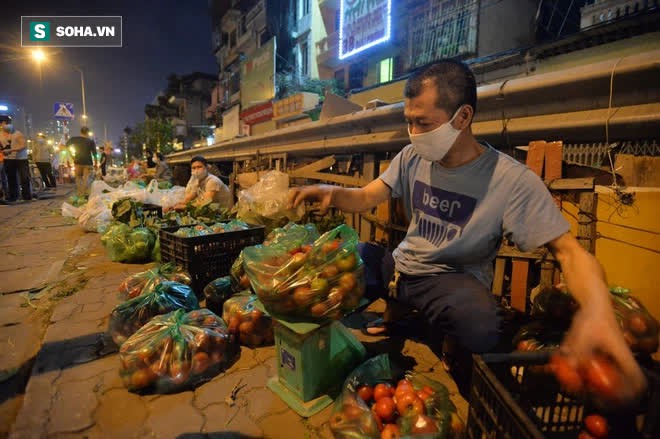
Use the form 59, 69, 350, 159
0, 186, 467, 439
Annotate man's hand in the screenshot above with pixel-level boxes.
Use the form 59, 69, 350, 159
288, 184, 336, 214
549, 233, 647, 406
561, 303, 647, 405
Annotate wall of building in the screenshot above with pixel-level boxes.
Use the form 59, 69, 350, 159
477, 0, 537, 58
563, 188, 660, 321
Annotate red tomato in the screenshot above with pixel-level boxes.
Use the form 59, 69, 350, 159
581, 355, 623, 404
396, 392, 424, 416
342, 402, 364, 421
628, 313, 649, 336
373, 397, 396, 423
320, 264, 340, 279
421, 385, 435, 396
394, 379, 413, 398
410, 414, 439, 434
373, 383, 394, 401
550, 353, 584, 395
322, 240, 341, 254
371, 405, 384, 432
416, 389, 432, 403
191, 352, 210, 375
578, 430, 596, 439
357, 385, 374, 403
380, 424, 401, 439
584, 414, 609, 438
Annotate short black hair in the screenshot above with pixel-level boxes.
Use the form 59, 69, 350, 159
155, 152, 165, 161
190, 155, 207, 165
404, 59, 477, 118
0, 115, 12, 124
80, 126, 90, 135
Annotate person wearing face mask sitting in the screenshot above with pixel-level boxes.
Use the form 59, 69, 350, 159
170, 155, 231, 211
288, 59, 646, 404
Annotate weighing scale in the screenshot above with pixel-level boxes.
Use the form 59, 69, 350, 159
256, 301, 366, 417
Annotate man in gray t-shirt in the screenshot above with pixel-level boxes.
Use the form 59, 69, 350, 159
289, 60, 645, 404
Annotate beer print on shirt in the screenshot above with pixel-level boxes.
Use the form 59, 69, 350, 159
411, 181, 477, 247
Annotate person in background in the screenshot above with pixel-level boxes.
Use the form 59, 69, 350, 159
145, 149, 156, 168
153, 152, 172, 183
0, 127, 7, 200
33, 133, 57, 190
288, 59, 646, 404
51, 145, 61, 185
168, 155, 230, 211
100, 143, 113, 177
0, 115, 31, 203
126, 156, 143, 180
66, 126, 97, 197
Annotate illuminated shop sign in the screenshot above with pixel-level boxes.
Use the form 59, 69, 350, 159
339, 0, 391, 60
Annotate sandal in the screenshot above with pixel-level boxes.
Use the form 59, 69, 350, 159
361, 316, 423, 338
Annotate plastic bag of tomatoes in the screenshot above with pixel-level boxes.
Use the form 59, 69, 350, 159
243, 224, 366, 321
330, 354, 464, 439
119, 308, 238, 393
230, 222, 320, 293
118, 262, 192, 300
108, 281, 200, 346
222, 292, 274, 347
610, 286, 659, 355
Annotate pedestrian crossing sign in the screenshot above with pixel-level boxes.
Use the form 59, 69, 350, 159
54, 102, 75, 120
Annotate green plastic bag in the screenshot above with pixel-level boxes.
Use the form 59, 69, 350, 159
230, 222, 320, 292
610, 286, 659, 355
203, 276, 234, 315
119, 308, 238, 393
243, 224, 365, 321
118, 262, 192, 300
222, 292, 274, 347
108, 281, 199, 346
330, 354, 461, 439
101, 223, 157, 263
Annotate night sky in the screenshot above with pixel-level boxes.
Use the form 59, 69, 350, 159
0, 0, 217, 144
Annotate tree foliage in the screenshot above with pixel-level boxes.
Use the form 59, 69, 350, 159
128, 119, 175, 156
275, 72, 343, 101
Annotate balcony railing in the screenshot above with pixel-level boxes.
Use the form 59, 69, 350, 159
316, 31, 339, 66
293, 13, 312, 38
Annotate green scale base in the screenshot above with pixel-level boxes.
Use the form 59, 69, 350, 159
262, 310, 366, 417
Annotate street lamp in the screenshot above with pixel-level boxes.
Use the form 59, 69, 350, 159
32, 51, 89, 124
71, 65, 88, 122
31, 49, 46, 63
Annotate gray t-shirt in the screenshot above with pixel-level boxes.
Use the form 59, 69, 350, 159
379, 144, 570, 287
185, 173, 232, 206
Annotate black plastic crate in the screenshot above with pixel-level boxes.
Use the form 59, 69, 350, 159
159, 224, 264, 295
142, 203, 162, 219
466, 351, 660, 439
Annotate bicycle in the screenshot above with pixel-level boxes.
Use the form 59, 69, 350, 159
29, 162, 45, 197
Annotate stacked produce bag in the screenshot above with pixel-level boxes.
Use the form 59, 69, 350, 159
108, 281, 199, 346
118, 263, 192, 300
119, 308, 237, 392
243, 224, 365, 321
222, 291, 274, 347
330, 354, 464, 438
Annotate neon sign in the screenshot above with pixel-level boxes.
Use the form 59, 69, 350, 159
339, 0, 392, 60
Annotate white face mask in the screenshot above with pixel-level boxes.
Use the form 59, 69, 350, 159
408, 106, 463, 162
192, 169, 207, 180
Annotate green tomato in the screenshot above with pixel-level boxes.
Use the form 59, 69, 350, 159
310, 277, 329, 296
